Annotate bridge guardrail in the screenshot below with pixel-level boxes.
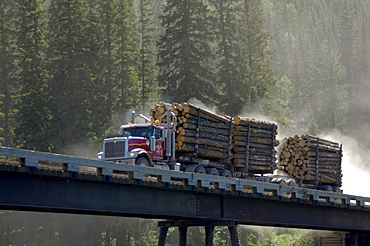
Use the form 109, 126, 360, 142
0, 146, 369, 209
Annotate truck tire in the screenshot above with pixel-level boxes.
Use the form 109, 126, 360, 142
332, 186, 342, 193
275, 177, 287, 186
206, 168, 219, 176
219, 170, 232, 177
194, 165, 206, 174
136, 157, 150, 167
320, 185, 333, 192
286, 179, 296, 187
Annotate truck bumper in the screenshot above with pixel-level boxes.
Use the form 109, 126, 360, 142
102, 158, 136, 165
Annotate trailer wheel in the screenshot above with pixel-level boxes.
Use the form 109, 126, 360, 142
219, 170, 232, 178
332, 186, 342, 193
194, 165, 206, 174
286, 179, 297, 187
275, 177, 287, 186
206, 168, 219, 176
320, 185, 333, 192
284, 179, 296, 198
136, 157, 150, 167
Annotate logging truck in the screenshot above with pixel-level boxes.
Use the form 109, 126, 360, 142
97, 102, 342, 192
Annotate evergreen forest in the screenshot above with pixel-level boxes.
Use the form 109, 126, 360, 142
1, 0, 370, 245
1, 0, 369, 156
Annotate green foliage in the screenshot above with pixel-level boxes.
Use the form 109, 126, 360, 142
46, 0, 97, 153
263, 75, 293, 128
209, 0, 244, 115
263, 0, 367, 135
137, 0, 161, 111
0, 0, 18, 146
0, 0, 367, 152
238, 0, 277, 108
114, 0, 141, 115
14, 0, 52, 151
157, 0, 216, 104
244, 227, 315, 246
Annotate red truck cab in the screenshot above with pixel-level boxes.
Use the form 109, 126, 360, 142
97, 109, 178, 169
97, 123, 166, 165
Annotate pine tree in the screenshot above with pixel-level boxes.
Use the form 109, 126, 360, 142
82, 0, 115, 141
95, 0, 117, 132
312, 42, 348, 130
210, 0, 242, 115
0, 0, 18, 146
157, 0, 216, 103
14, 0, 52, 151
138, 0, 160, 111
114, 0, 140, 120
46, 0, 98, 153
238, 0, 276, 114
338, 0, 355, 82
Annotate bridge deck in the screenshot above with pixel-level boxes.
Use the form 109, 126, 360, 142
0, 146, 370, 232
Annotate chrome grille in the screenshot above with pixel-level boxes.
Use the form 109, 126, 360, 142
104, 139, 126, 159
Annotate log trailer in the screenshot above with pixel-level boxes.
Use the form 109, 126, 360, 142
97, 103, 342, 192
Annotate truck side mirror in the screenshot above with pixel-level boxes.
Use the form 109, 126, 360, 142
150, 136, 156, 151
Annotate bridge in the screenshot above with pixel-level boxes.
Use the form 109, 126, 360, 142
0, 146, 370, 245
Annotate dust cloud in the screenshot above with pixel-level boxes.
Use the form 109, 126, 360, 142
321, 130, 370, 197
187, 97, 218, 114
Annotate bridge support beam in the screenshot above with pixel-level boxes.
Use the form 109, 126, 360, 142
179, 226, 188, 246
157, 220, 239, 246
228, 225, 239, 246
205, 226, 214, 246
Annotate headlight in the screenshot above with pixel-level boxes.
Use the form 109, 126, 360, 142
96, 152, 103, 160
129, 152, 137, 157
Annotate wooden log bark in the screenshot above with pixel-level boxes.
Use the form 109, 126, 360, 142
233, 154, 276, 162
233, 131, 276, 140
305, 162, 341, 167
307, 171, 341, 184
182, 103, 230, 124
233, 145, 275, 154
233, 152, 275, 159
306, 151, 342, 158
233, 116, 277, 130
181, 123, 230, 136
233, 138, 279, 147
233, 125, 278, 135
306, 164, 341, 169
180, 115, 231, 130
176, 130, 230, 142
305, 156, 342, 162
176, 143, 229, 159
302, 134, 340, 147
233, 158, 275, 165
178, 136, 230, 150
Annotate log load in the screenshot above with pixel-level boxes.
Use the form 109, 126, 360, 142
231, 116, 278, 174
278, 135, 342, 186
149, 102, 278, 174
150, 102, 232, 168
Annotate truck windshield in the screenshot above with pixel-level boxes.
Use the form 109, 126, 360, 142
122, 127, 152, 138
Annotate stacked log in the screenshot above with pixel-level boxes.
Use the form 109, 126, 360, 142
278, 135, 342, 186
149, 102, 278, 174
149, 102, 232, 165
231, 116, 278, 174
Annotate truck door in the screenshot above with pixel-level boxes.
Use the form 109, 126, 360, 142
151, 127, 165, 159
